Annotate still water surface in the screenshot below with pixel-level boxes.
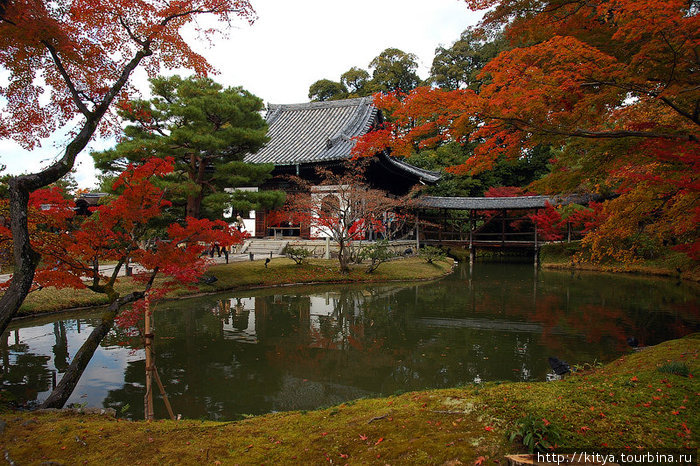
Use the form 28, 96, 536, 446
1, 263, 698, 420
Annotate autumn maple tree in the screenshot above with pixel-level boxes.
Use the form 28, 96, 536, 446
0, 0, 257, 336
353, 0, 699, 263
282, 162, 410, 273
0, 157, 243, 408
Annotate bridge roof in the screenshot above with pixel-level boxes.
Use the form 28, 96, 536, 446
416, 195, 591, 210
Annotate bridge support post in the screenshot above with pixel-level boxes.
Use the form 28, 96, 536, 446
534, 222, 539, 268
415, 219, 420, 250
501, 210, 506, 247
469, 210, 474, 266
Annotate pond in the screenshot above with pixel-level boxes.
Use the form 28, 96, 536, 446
1, 262, 698, 420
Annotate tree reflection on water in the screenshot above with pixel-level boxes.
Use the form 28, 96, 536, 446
1, 263, 697, 420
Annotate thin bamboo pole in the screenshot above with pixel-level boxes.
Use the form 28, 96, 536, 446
153, 365, 176, 421
144, 308, 154, 421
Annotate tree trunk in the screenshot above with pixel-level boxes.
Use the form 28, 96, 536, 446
0, 182, 40, 335
185, 153, 207, 219
0, 46, 152, 337
337, 240, 350, 274
40, 311, 116, 409
186, 192, 202, 219
40, 291, 144, 409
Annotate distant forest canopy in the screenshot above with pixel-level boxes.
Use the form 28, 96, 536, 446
307, 35, 550, 199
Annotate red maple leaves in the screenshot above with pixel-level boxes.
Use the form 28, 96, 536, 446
0, 0, 257, 148
1, 157, 243, 324
351, 0, 698, 262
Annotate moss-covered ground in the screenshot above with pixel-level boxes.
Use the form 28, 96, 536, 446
13, 257, 454, 317
540, 243, 700, 282
1, 335, 696, 464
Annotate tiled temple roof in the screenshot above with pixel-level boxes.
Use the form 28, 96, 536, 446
377, 151, 442, 184
244, 97, 442, 184
244, 97, 377, 165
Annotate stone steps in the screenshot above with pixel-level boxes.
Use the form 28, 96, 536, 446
239, 239, 288, 256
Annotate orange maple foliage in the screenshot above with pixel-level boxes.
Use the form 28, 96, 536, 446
0, 0, 256, 147
352, 0, 699, 262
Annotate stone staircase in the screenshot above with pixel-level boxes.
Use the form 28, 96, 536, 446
239, 239, 288, 258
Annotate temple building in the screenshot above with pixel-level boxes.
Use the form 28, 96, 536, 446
240, 97, 440, 238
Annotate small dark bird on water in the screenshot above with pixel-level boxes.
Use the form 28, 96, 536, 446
548, 357, 571, 376
627, 336, 639, 348
265, 258, 271, 268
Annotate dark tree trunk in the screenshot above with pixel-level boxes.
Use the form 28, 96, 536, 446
40, 291, 144, 409
185, 154, 208, 219
0, 181, 40, 335
186, 192, 202, 219
338, 240, 350, 274
0, 46, 152, 337
40, 311, 117, 409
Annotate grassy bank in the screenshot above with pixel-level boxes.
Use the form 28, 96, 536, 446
13, 256, 454, 317
540, 242, 700, 282
0, 334, 696, 464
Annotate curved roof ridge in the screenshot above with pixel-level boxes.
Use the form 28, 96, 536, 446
267, 96, 373, 113
379, 152, 441, 183
417, 194, 595, 210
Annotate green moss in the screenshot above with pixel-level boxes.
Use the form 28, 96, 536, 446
539, 242, 582, 264
1, 335, 697, 464
442, 246, 470, 262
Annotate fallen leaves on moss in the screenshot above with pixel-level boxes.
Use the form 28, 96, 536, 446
1, 335, 697, 464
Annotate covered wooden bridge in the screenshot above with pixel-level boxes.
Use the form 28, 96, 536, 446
414, 195, 589, 264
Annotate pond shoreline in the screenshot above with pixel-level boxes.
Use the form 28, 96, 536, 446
538, 242, 700, 282
540, 260, 699, 281
443, 243, 699, 282
9, 256, 456, 321
1, 334, 697, 464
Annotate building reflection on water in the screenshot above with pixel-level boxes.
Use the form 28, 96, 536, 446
216, 290, 377, 351
1, 263, 697, 420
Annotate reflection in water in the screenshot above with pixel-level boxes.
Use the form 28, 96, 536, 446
52, 322, 69, 373
1, 263, 697, 420
0, 330, 52, 403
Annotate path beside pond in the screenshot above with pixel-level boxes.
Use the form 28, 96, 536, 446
0, 252, 286, 284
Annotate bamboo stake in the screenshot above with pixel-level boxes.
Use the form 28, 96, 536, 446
152, 364, 176, 421
144, 307, 154, 421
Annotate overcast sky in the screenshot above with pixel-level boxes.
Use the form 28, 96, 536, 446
0, 0, 482, 188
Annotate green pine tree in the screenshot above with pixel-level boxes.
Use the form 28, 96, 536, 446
92, 75, 283, 221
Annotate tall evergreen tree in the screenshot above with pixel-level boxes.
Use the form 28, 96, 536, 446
340, 67, 371, 97
430, 30, 508, 91
308, 79, 348, 102
368, 48, 420, 93
93, 76, 283, 220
